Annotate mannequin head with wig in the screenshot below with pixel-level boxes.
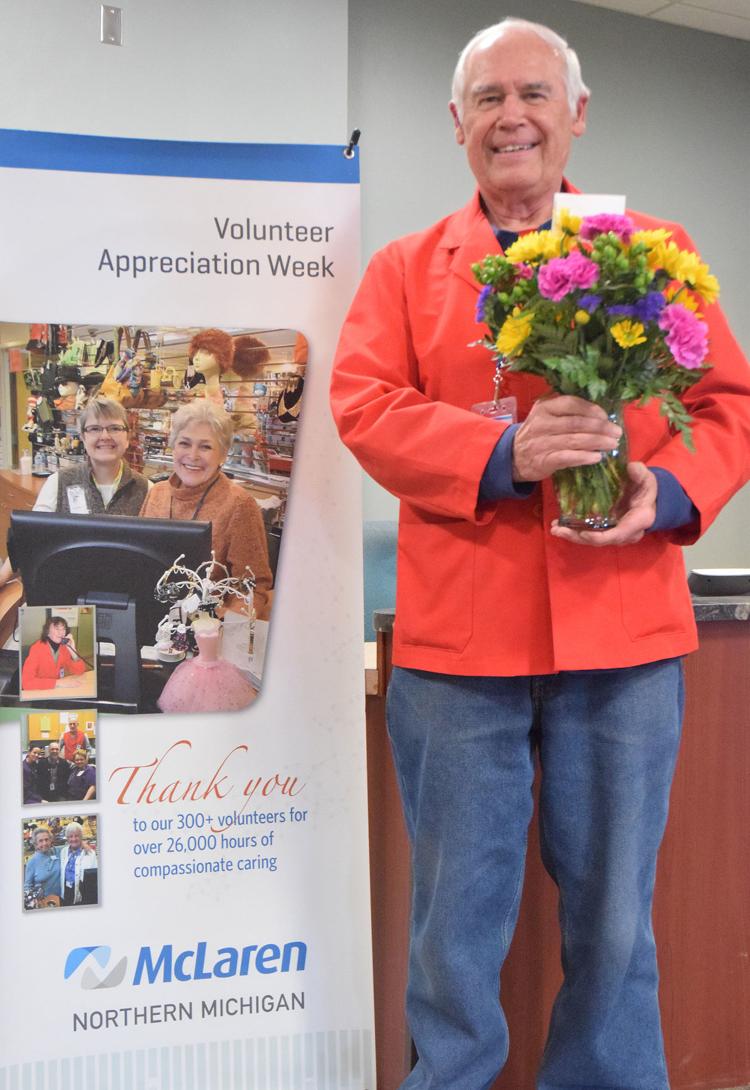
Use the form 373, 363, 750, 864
188, 328, 235, 385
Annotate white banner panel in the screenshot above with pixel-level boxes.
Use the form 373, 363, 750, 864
0, 130, 373, 1090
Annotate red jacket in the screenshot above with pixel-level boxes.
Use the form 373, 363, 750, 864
22, 640, 87, 691
331, 192, 750, 675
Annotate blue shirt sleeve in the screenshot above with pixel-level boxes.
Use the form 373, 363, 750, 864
650, 467, 698, 532
478, 424, 536, 503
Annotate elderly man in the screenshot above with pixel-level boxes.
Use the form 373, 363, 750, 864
59, 718, 89, 763
331, 16, 750, 1090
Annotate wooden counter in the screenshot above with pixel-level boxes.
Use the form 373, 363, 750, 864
366, 605, 750, 1090
0, 468, 45, 550
0, 469, 45, 645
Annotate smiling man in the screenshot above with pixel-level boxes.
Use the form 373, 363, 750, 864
450, 27, 587, 231
331, 16, 750, 1090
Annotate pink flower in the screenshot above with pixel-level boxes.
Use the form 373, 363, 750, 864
658, 303, 708, 369
538, 251, 599, 301
517, 263, 534, 280
579, 213, 635, 243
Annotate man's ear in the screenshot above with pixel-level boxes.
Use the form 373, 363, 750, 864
449, 101, 466, 146
572, 95, 589, 139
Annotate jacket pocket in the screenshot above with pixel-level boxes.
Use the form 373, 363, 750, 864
616, 536, 692, 641
396, 508, 476, 653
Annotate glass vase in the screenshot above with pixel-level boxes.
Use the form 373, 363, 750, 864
553, 406, 628, 531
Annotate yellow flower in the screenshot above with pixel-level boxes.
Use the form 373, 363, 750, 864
496, 312, 534, 356
610, 320, 647, 349
556, 230, 578, 255
664, 284, 702, 315
647, 242, 719, 303
631, 228, 672, 251
685, 263, 719, 305
503, 231, 559, 264
554, 207, 582, 236
648, 240, 684, 278
574, 310, 591, 325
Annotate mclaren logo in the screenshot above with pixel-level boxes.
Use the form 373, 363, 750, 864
64, 939, 307, 988
64, 946, 129, 990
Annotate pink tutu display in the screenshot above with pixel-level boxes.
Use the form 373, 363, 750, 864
157, 626, 257, 714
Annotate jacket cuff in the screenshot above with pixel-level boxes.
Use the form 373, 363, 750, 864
479, 424, 536, 502
649, 466, 698, 532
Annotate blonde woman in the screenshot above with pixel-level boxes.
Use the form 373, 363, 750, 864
140, 400, 272, 619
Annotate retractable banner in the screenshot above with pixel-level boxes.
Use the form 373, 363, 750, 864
0, 130, 374, 1089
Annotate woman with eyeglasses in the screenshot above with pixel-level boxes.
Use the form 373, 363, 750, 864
0, 396, 150, 586
34, 396, 149, 516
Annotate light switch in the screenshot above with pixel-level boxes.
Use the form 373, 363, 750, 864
100, 5, 123, 46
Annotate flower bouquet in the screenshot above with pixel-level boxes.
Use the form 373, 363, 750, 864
473, 211, 717, 530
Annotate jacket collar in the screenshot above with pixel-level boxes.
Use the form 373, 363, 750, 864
443, 180, 580, 291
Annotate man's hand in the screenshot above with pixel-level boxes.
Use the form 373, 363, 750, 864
512, 396, 622, 483
551, 461, 658, 547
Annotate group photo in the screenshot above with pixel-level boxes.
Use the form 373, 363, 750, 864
22, 814, 99, 910
0, 324, 307, 714
21, 709, 97, 805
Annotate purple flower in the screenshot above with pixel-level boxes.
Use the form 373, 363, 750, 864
608, 292, 665, 322
658, 303, 708, 369
580, 213, 635, 243
538, 251, 599, 301
577, 293, 602, 313
475, 284, 492, 323
633, 292, 666, 322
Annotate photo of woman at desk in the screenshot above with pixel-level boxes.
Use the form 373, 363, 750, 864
19, 608, 97, 701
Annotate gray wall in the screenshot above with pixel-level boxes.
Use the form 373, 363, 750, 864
0, 0, 348, 142
350, 0, 750, 568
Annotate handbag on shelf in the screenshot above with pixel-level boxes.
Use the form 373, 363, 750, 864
277, 376, 304, 423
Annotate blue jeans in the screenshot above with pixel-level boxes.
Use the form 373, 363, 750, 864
387, 660, 684, 1090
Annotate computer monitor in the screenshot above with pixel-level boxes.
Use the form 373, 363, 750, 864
8, 510, 212, 711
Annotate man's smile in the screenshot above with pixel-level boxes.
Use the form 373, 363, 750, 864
492, 142, 538, 154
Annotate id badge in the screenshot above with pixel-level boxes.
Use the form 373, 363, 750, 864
470, 396, 518, 424
66, 485, 89, 514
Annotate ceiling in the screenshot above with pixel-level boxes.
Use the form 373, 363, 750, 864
567, 0, 750, 41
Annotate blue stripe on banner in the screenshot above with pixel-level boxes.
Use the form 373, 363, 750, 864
0, 128, 359, 184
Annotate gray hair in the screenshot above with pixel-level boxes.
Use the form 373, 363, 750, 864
78, 396, 129, 433
451, 17, 590, 120
33, 827, 52, 845
169, 399, 234, 455
63, 821, 84, 840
